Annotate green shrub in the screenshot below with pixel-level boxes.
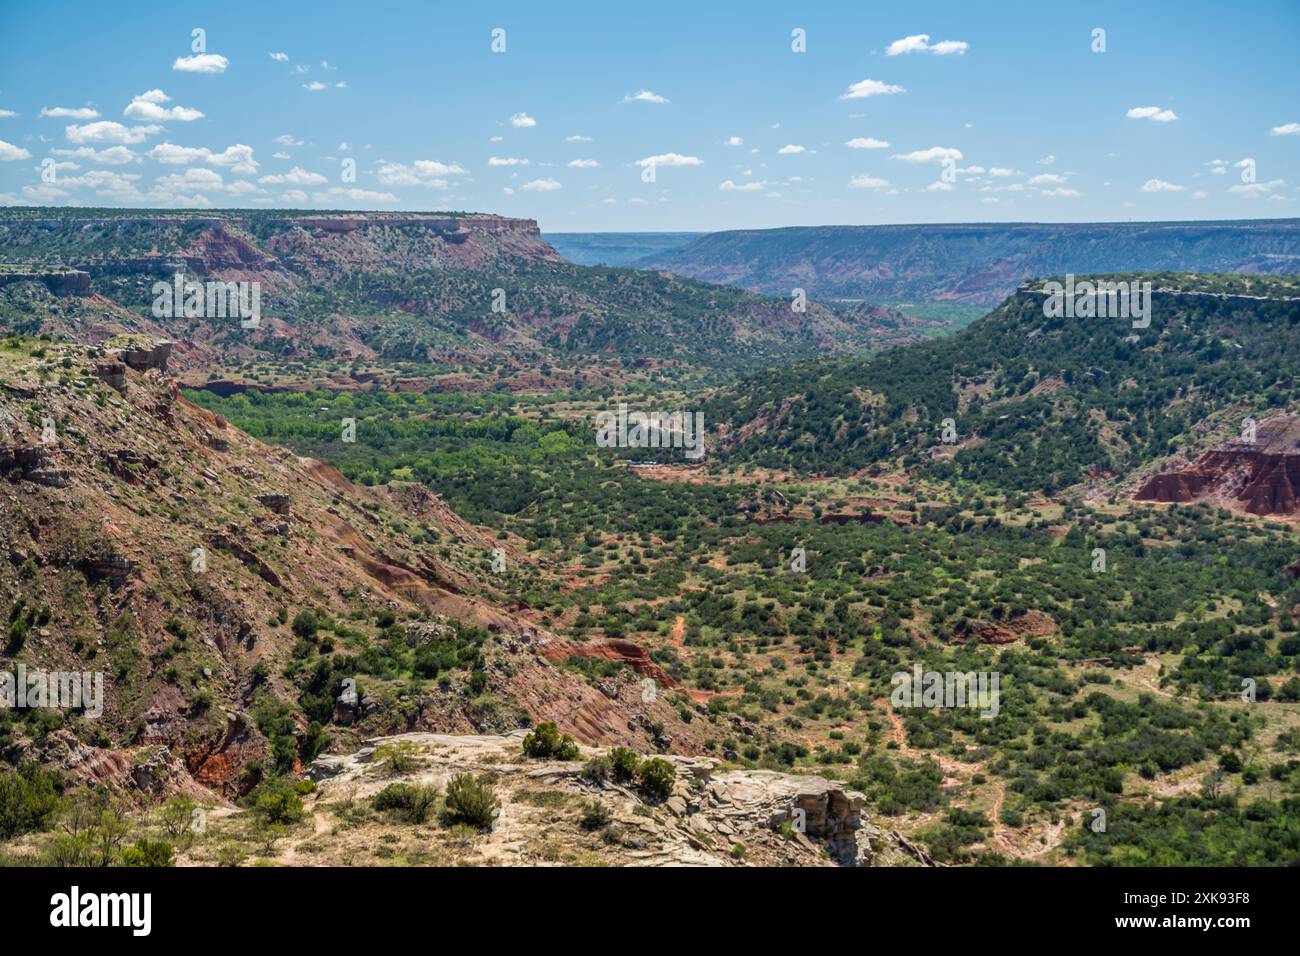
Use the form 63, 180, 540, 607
373, 782, 439, 824
609, 747, 641, 783
0, 764, 63, 839
121, 838, 175, 867
637, 758, 676, 801
521, 722, 580, 760
251, 779, 305, 825
581, 755, 612, 784
443, 773, 499, 830
579, 799, 612, 830
374, 740, 421, 774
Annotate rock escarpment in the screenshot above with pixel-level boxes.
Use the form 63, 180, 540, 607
1135, 417, 1300, 516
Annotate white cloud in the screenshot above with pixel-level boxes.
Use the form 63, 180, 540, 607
312, 187, 399, 203
270, 52, 289, 62
488, 156, 529, 166
274, 134, 303, 147
1038, 154, 1057, 166
1229, 178, 1286, 197
988, 167, 1016, 177
40, 106, 98, 119
375, 159, 463, 186
147, 142, 258, 174
1192, 190, 1209, 199
926, 181, 955, 191
154, 168, 226, 192
0, 140, 31, 161
634, 152, 702, 167
892, 146, 962, 163
1040, 188, 1081, 197
777, 144, 806, 155
1028, 173, 1067, 185
0, 110, 16, 118
303, 81, 327, 91
125, 89, 203, 122
258, 166, 327, 185
840, 78, 906, 99
52, 145, 137, 165
719, 179, 765, 191
521, 178, 561, 191
510, 112, 536, 128
172, 53, 228, 74
1140, 178, 1184, 192
566, 135, 592, 142
567, 159, 599, 168
1127, 106, 1178, 123
623, 90, 668, 104
66, 121, 160, 144
885, 34, 969, 56
845, 137, 889, 149
848, 174, 889, 189
281, 189, 308, 203
726, 135, 743, 146
1270, 122, 1300, 136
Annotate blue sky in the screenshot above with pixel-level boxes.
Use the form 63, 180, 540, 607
1, 0, 1297, 230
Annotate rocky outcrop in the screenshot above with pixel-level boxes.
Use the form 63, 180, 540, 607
306, 732, 893, 867
0, 270, 91, 295
121, 342, 173, 373
1135, 418, 1300, 516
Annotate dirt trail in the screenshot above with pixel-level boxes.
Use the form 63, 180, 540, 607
669, 615, 686, 649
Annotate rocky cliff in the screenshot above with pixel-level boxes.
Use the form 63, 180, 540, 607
1135, 417, 1300, 516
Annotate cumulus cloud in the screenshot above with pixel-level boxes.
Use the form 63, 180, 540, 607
1140, 178, 1184, 192
0, 140, 31, 161
147, 142, 258, 174
892, 146, 962, 163
488, 156, 529, 166
848, 174, 889, 189
375, 159, 464, 186
886, 34, 969, 56
1040, 187, 1081, 197
1027, 173, 1067, 185
840, 78, 906, 99
124, 89, 203, 122
303, 81, 327, 91
1127, 106, 1178, 123
1270, 122, 1300, 136
777, 144, 806, 154
52, 145, 137, 165
274, 134, 303, 147
845, 137, 889, 149
520, 178, 561, 191
926, 181, 955, 191
510, 112, 536, 127
312, 187, 398, 203
269, 52, 289, 62
565, 135, 592, 142
634, 152, 702, 167
41, 106, 98, 119
1229, 178, 1286, 197
719, 179, 765, 191
66, 121, 160, 144
172, 53, 228, 74
623, 90, 668, 104
726, 135, 743, 146
567, 159, 599, 168
258, 166, 327, 185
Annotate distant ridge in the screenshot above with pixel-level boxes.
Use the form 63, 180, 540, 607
634, 218, 1300, 305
